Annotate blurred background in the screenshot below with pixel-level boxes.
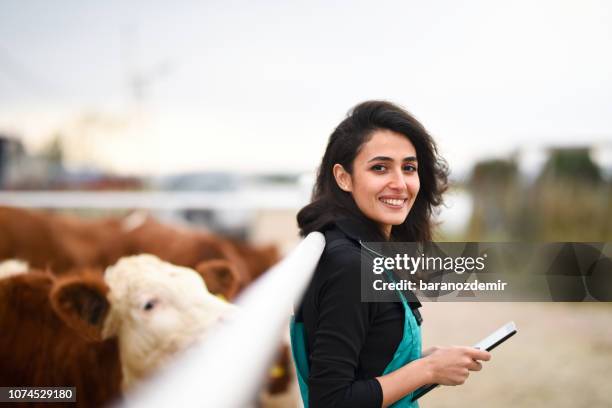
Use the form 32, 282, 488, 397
1, 1, 611, 406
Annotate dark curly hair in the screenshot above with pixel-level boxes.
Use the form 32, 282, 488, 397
297, 100, 449, 242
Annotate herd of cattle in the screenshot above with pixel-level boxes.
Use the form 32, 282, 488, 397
0, 206, 297, 407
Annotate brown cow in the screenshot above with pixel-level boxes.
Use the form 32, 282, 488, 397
0, 206, 290, 402
226, 237, 280, 281
0, 206, 127, 274
0, 256, 240, 407
0, 206, 71, 272
0, 269, 123, 408
0, 206, 279, 291
52, 255, 239, 390
121, 214, 280, 292
49, 213, 128, 271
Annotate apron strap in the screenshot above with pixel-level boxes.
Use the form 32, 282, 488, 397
290, 316, 310, 407
383, 270, 423, 326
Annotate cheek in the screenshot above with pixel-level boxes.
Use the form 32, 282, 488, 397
146, 309, 178, 333
127, 304, 179, 338
351, 187, 376, 214
353, 174, 385, 200
410, 177, 420, 196
404, 173, 420, 198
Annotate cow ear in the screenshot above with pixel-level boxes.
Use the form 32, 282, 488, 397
194, 260, 242, 301
50, 274, 111, 342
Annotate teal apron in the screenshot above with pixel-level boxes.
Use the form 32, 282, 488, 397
290, 277, 422, 407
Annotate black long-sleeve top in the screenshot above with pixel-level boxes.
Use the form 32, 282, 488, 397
298, 218, 412, 407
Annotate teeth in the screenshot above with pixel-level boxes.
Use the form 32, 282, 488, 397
380, 198, 405, 206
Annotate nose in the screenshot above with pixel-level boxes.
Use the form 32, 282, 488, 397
387, 168, 406, 191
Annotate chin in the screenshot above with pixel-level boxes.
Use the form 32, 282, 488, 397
378, 214, 408, 227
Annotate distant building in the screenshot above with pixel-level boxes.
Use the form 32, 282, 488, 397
0, 134, 64, 190
0, 134, 142, 191
0, 136, 28, 189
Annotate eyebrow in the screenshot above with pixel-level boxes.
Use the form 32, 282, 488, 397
367, 156, 417, 163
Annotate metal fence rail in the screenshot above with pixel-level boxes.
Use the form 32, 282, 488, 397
0, 189, 308, 210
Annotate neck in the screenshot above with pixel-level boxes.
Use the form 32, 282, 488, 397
380, 224, 391, 240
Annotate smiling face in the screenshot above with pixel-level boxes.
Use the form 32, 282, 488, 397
333, 129, 420, 238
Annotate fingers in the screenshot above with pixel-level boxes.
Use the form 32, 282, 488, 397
441, 368, 470, 386
454, 368, 470, 385
467, 360, 482, 371
463, 347, 492, 361
431, 346, 489, 386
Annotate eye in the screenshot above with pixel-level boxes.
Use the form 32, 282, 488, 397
403, 164, 417, 172
371, 164, 387, 172
143, 299, 158, 311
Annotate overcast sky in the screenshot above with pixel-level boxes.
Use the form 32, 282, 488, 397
1, 0, 611, 176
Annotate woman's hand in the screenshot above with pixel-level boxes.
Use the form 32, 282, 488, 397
423, 346, 491, 386
376, 346, 489, 407
421, 346, 439, 358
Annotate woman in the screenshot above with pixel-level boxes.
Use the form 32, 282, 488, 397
291, 101, 491, 407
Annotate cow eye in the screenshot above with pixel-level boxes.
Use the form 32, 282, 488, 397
143, 299, 158, 311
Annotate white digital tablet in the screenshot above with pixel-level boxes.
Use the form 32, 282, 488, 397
473, 321, 517, 352
411, 321, 517, 402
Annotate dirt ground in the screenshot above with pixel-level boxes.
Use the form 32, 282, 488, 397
419, 302, 612, 407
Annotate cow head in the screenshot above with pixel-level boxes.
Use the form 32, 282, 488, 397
50, 254, 239, 389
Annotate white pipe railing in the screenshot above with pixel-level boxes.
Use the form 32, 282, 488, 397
0, 190, 308, 210
122, 231, 325, 408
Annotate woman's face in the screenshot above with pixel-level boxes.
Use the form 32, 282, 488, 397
334, 129, 420, 238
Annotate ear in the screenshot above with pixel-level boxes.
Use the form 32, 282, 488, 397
50, 274, 111, 342
194, 259, 242, 301
333, 163, 353, 192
